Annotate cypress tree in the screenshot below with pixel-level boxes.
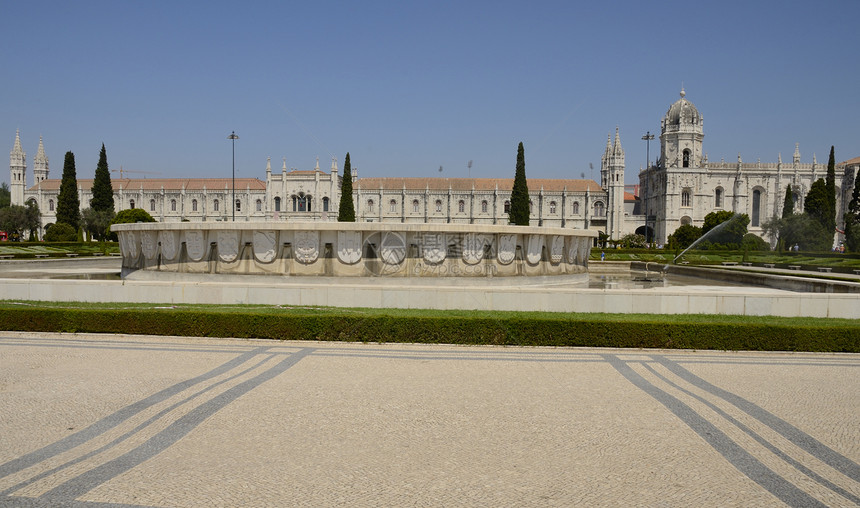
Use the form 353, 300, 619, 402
782, 184, 794, 218
337, 152, 355, 222
56, 151, 81, 231
825, 145, 836, 234
509, 142, 530, 225
90, 144, 114, 212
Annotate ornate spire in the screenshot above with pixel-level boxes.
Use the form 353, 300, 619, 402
793, 143, 801, 164
35, 136, 47, 164
604, 134, 612, 157
613, 127, 624, 157
330, 156, 338, 172
265, 156, 271, 173
282, 157, 287, 171
10, 130, 25, 165
314, 157, 320, 171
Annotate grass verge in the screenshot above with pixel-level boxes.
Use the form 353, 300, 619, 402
1, 301, 858, 352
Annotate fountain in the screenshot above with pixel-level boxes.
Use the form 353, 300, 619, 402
669, 213, 741, 268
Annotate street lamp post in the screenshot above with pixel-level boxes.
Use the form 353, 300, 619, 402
228, 131, 239, 221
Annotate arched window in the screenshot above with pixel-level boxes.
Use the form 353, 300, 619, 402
170, 199, 176, 212
323, 197, 329, 212
255, 199, 262, 212
150, 199, 156, 212
593, 201, 605, 217
435, 200, 442, 213
412, 200, 420, 213
504, 200, 511, 214
389, 199, 397, 213
274, 197, 281, 212
752, 189, 762, 227
681, 215, 692, 225
683, 149, 691, 168
481, 200, 488, 213
192, 199, 198, 212
213, 199, 219, 212
295, 193, 310, 212
128, 199, 135, 209
49, 199, 54, 212
458, 200, 465, 213
681, 189, 691, 207
572, 202, 580, 215
367, 199, 374, 212
549, 201, 557, 214
235, 199, 241, 212
714, 188, 723, 208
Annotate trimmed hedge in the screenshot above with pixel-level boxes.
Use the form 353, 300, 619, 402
1, 308, 858, 352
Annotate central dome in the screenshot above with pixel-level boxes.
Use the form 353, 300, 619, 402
665, 89, 701, 126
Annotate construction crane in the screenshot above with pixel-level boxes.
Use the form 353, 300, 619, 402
111, 166, 162, 179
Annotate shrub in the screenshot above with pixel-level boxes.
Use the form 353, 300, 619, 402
107, 208, 156, 240
44, 223, 77, 242
741, 233, 770, 251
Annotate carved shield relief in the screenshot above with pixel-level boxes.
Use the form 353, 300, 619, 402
337, 230, 362, 264
253, 230, 277, 263
462, 233, 485, 265
550, 235, 564, 263
526, 235, 543, 265
217, 231, 240, 263
566, 236, 580, 264
295, 231, 319, 264
159, 231, 179, 261
141, 231, 158, 260
184, 230, 207, 262
123, 231, 139, 259
380, 232, 406, 265
421, 233, 446, 264
497, 234, 516, 265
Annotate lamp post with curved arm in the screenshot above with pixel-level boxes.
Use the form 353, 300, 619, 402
228, 131, 239, 221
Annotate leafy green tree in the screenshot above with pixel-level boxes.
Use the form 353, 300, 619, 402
90, 144, 114, 212
509, 142, 530, 225
56, 151, 81, 231
845, 169, 860, 252
0, 203, 40, 240
0, 182, 10, 209
619, 233, 647, 248
701, 211, 749, 248
804, 179, 831, 239
44, 222, 77, 242
781, 213, 831, 251
81, 207, 116, 242
337, 152, 355, 222
782, 184, 794, 218
107, 208, 156, 240
667, 224, 702, 249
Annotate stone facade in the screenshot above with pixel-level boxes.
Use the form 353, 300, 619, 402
9, 91, 856, 245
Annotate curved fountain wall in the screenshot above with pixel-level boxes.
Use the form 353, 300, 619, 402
112, 222, 597, 278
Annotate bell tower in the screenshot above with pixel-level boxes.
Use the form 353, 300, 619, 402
659, 89, 704, 170
33, 136, 49, 185
601, 127, 626, 239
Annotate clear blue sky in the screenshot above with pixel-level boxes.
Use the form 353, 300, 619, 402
2, 1, 858, 188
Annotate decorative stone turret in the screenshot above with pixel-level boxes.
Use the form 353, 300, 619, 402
33, 136, 49, 185
601, 127, 625, 239
9, 130, 26, 205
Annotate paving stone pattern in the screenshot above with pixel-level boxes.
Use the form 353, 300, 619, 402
0, 333, 858, 507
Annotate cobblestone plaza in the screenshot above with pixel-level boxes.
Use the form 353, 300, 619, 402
1, 333, 858, 507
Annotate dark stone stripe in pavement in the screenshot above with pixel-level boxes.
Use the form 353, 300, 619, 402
654, 355, 860, 483
1, 354, 278, 498
0, 494, 153, 507
0, 347, 271, 481
604, 354, 826, 508
640, 362, 860, 505
38, 348, 314, 503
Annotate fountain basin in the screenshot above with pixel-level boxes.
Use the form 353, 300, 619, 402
111, 222, 597, 279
